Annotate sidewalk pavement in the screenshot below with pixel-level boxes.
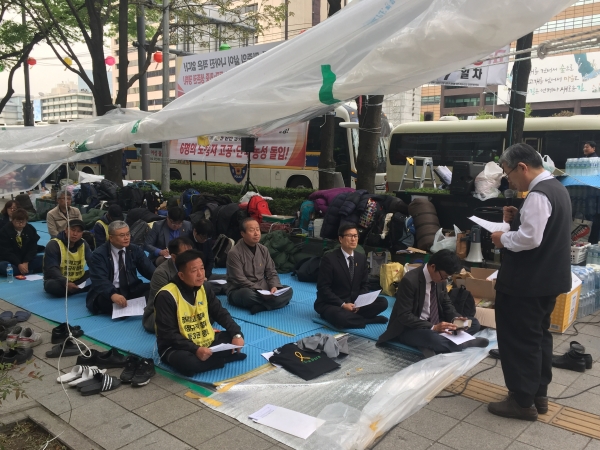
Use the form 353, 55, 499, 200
1, 297, 599, 450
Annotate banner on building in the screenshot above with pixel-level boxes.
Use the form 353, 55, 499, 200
432, 46, 510, 87
498, 51, 600, 103
176, 42, 281, 97
169, 122, 308, 167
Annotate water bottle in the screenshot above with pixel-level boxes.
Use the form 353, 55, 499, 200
565, 159, 572, 175
308, 220, 314, 238
6, 264, 13, 283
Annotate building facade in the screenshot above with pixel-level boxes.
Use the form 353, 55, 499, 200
0, 95, 25, 125
40, 82, 95, 122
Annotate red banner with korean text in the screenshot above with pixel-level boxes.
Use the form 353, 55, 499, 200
169, 123, 308, 167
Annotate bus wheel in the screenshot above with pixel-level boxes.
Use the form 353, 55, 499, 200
287, 176, 312, 189
170, 169, 182, 180
81, 166, 95, 174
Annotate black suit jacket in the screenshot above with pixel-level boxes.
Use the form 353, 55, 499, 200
377, 266, 459, 344
314, 248, 368, 312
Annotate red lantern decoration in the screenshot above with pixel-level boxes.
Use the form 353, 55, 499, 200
153, 52, 163, 64
27, 57, 36, 67
105, 56, 115, 66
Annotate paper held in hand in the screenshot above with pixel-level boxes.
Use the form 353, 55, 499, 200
468, 216, 506, 233
440, 330, 475, 345
209, 343, 243, 352
354, 290, 382, 308
257, 287, 291, 297
112, 296, 146, 319
78, 278, 92, 289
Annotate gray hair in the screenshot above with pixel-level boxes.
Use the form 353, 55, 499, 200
108, 220, 129, 235
498, 143, 543, 170
57, 190, 72, 199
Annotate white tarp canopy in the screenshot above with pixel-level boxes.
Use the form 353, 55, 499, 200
0, 0, 574, 194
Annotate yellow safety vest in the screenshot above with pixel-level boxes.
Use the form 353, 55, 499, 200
96, 220, 109, 238
52, 238, 86, 282
158, 283, 215, 348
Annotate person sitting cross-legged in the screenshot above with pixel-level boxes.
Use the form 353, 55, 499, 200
377, 249, 488, 357
92, 204, 124, 247
226, 218, 293, 315
143, 236, 194, 333
314, 223, 388, 329
46, 190, 82, 238
144, 206, 193, 266
43, 219, 92, 297
155, 249, 246, 376
0, 208, 43, 277
86, 220, 156, 315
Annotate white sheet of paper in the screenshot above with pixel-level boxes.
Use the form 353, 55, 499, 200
24, 274, 44, 281
440, 330, 475, 345
354, 290, 382, 308
468, 216, 507, 233
250, 405, 325, 440
208, 279, 227, 285
261, 352, 282, 368
111, 296, 146, 319
257, 287, 291, 297
486, 271, 498, 281
164, 255, 171, 259
209, 343, 243, 352
77, 278, 92, 289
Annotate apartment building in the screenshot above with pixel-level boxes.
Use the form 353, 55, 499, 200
40, 82, 95, 122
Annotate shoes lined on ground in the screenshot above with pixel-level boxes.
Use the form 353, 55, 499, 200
13, 311, 31, 322
5, 326, 21, 346
95, 348, 127, 369
488, 393, 538, 421
488, 348, 500, 359
16, 328, 42, 348
79, 373, 121, 396
0, 347, 33, 365
45, 340, 83, 358
51, 322, 83, 344
76, 349, 100, 366
120, 356, 141, 383
131, 358, 156, 387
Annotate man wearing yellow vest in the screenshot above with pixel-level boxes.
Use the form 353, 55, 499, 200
154, 249, 246, 376
43, 219, 92, 297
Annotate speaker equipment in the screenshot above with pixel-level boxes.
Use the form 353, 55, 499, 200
465, 225, 484, 264
473, 207, 503, 261
241, 137, 256, 153
450, 161, 487, 196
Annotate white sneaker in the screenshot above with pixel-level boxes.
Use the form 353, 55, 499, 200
16, 328, 42, 348
6, 326, 22, 346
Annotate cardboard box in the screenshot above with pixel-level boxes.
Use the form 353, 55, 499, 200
455, 268, 497, 300
475, 305, 496, 328
550, 273, 582, 333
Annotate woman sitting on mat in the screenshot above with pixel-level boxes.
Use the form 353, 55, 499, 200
0, 208, 43, 277
154, 249, 246, 376
0, 200, 18, 229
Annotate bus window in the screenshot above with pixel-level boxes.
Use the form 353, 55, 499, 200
306, 116, 351, 186
389, 134, 443, 165
446, 133, 503, 163
543, 131, 580, 169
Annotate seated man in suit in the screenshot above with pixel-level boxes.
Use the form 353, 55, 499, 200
86, 220, 156, 315
314, 223, 388, 328
377, 249, 488, 356
144, 206, 193, 266
143, 237, 194, 333
155, 249, 246, 376
43, 219, 92, 297
226, 218, 293, 314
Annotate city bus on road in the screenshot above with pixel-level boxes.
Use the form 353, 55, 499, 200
386, 115, 600, 192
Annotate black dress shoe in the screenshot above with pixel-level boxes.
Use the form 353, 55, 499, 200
488, 393, 538, 421
534, 396, 548, 414
95, 348, 127, 369
489, 348, 500, 359
76, 349, 99, 366
569, 341, 593, 369
51, 323, 83, 344
552, 351, 586, 372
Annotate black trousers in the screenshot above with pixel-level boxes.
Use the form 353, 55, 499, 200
44, 273, 90, 297
316, 297, 388, 329
161, 332, 235, 377
394, 317, 481, 353
495, 291, 556, 408
91, 281, 150, 315
228, 287, 293, 311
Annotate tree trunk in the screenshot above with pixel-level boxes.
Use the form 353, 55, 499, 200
356, 95, 383, 192
318, 113, 336, 189
327, 0, 341, 16
505, 32, 533, 147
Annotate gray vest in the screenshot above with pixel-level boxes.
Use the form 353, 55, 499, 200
495, 177, 572, 297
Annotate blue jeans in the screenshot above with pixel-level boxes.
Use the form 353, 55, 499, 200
0, 255, 43, 277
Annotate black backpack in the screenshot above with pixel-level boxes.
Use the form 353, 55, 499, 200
76, 182, 100, 208
364, 212, 388, 248
97, 179, 119, 200
130, 219, 150, 246
449, 285, 476, 317
192, 194, 232, 214
118, 186, 144, 211
144, 190, 164, 213
293, 256, 321, 283
213, 234, 235, 268
388, 212, 414, 252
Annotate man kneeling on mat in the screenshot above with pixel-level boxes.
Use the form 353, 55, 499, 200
43, 219, 92, 297
155, 249, 246, 376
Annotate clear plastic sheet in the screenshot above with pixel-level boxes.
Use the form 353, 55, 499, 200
0, 0, 573, 166
206, 330, 497, 450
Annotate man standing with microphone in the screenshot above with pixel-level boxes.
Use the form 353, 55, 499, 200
488, 143, 572, 421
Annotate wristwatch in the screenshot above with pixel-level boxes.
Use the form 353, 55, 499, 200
233, 334, 243, 339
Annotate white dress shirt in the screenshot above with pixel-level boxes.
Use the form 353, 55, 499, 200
500, 171, 553, 252
341, 248, 354, 268
111, 244, 125, 288
420, 264, 434, 321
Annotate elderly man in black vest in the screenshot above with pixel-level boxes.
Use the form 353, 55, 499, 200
488, 143, 572, 422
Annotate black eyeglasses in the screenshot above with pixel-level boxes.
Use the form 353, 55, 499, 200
503, 165, 518, 179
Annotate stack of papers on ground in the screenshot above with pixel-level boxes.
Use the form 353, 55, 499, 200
249, 404, 324, 439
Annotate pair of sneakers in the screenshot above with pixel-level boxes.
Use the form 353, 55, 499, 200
6, 326, 42, 348
120, 356, 155, 387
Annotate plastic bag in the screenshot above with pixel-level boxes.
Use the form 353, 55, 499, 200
473, 162, 503, 200
430, 225, 462, 253
542, 154, 556, 174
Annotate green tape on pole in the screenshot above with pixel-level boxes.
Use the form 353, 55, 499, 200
75, 140, 89, 153
319, 65, 340, 105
